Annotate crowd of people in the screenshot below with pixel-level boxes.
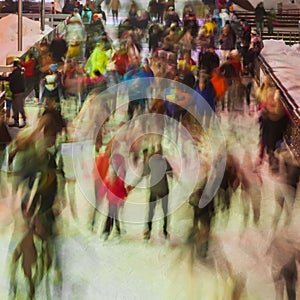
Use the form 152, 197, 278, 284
0, 1, 299, 299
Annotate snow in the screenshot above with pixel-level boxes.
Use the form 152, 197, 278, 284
260, 40, 300, 115
0, 14, 53, 65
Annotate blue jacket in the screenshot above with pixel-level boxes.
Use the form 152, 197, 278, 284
194, 81, 216, 114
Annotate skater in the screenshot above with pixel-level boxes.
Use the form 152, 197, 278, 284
100, 162, 128, 240
135, 145, 174, 240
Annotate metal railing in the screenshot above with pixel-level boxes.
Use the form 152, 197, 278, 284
263, 31, 300, 46
0, 12, 69, 28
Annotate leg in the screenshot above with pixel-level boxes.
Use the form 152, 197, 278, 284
193, 205, 201, 229
103, 204, 118, 237
251, 186, 261, 225
273, 192, 284, 230
282, 258, 297, 300
241, 190, 250, 228
114, 206, 121, 235
245, 82, 252, 107
11, 94, 19, 125
144, 192, 157, 239
15, 93, 26, 126
161, 195, 169, 238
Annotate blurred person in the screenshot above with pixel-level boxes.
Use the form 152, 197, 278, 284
177, 50, 197, 74
2, 79, 13, 122
267, 228, 300, 300
214, 153, 241, 226
267, 8, 277, 35
100, 162, 128, 240
256, 77, 289, 172
194, 27, 210, 54
165, 6, 181, 28
10, 149, 62, 300
36, 97, 66, 148
203, 15, 218, 41
100, 31, 114, 58
91, 141, 112, 230
8, 129, 43, 215
81, 3, 93, 25
65, 9, 86, 56
248, 30, 264, 60
109, 0, 121, 24
227, 76, 246, 116
194, 71, 216, 127
94, 4, 107, 24
219, 23, 235, 64
238, 151, 263, 227
84, 42, 108, 78
198, 45, 220, 76
139, 145, 174, 240
75, 0, 83, 14
218, 56, 236, 111
128, 0, 138, 20
124, 59, 154, 120
62, 0, 75, 14
157, 0, 165, 23
37, 37, 50, 57
40, 64, 63, 106
254, 2, 266, 36
0, 60, 26, 128
49, 34, 68, 64
164, 0, 175, 12
188, 168, 215, 258
148, 0, 158, 21
164, 71, 195, 127
182, 9, 198, 38
219, 8, 230, 28
125, 33, 142, 65
178, 27, 194, 53
0, 115, 12, 175
148, 23, 163, 53
20, 52, 38, 98
62, 58, 83, 97
241, 65, 253, 111
161, 26, 179, 52
10, 212, 56, 299
228, 49, 242, 78
272, 144, 300, 230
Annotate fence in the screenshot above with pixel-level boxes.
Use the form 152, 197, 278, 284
0, 12, 70, 28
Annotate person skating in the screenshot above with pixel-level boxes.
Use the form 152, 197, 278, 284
0, 60, 26, 128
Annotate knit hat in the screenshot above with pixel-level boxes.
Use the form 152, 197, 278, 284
49, 63, 58, 72
13, 58, 20, 67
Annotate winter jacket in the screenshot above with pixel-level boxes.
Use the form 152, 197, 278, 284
194, 81, 216, 112
1, 67, 25, 94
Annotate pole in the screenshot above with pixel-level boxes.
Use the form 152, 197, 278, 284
41, 0, 45, 32
18, 0, 22, 51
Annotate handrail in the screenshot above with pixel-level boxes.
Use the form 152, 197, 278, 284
235, 9, 300, 15
257, 55, 300, 123
0, 13, 70, 28
255, 55, 300, 163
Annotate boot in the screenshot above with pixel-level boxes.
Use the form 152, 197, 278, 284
143, 230, 151, 240
8, 121, 19, 127
19, 121, 26, 128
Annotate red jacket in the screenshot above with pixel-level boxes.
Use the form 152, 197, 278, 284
20, 58, 35, 78
112, 52, 129, 75
99, 176, 127, 206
